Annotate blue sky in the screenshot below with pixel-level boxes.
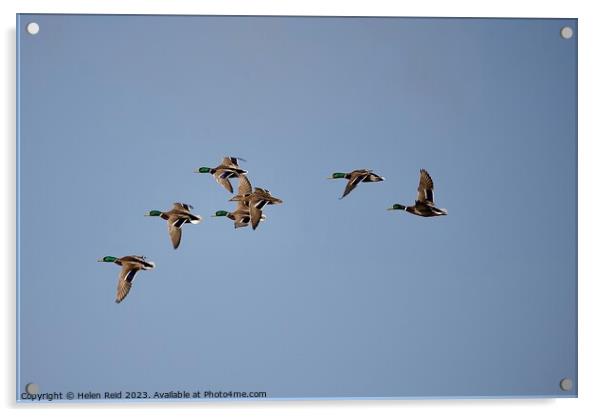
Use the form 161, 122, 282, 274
17, 15, 576, 400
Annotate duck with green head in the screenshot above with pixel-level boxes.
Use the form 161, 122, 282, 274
328, 169, 385, 199
194, 156, 247, 193
212, 209, 266, 229
145, 202, 202, 249
97, 255, 155, 303
387, 169, 448, 217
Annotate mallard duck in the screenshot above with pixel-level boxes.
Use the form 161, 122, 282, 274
229, 175, 282, 230
145, 202, 202, 249
212, 209, 266, 228
212, 174, 266, 228
328, 169, 385, 199
97, 255, 155, 303
387, 169, 448, 217
194, 156, 247, 193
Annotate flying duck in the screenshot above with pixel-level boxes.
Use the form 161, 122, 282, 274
387, 169, 448, 217
97, 255, 155, 303
194, 156, 247, 193
145, 202, 202, 249
328, 169, 385, 199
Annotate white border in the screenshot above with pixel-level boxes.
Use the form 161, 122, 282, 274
3, 1, 601, 416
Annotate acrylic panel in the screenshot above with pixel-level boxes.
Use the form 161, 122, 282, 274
16, 14, 577, 402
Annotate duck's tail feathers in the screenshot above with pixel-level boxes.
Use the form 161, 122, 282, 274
189, 214, 203, 224
142, 261, 156, 270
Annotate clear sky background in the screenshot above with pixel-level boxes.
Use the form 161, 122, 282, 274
17, 15, 576, 400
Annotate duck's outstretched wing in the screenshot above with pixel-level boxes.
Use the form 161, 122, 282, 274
214, 171, 234, 193
115, 266, 138, 303
416, 169, 435, 205
167, 216, 187, 249
236, 175, 252, 209
250, 202, 263, 230
238, 174, 252, 194
222, 156, 246, 168
341, 172, 367, 199
173, 202, 193, 211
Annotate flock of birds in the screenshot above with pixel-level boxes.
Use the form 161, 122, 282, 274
98, 156, 448, 303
